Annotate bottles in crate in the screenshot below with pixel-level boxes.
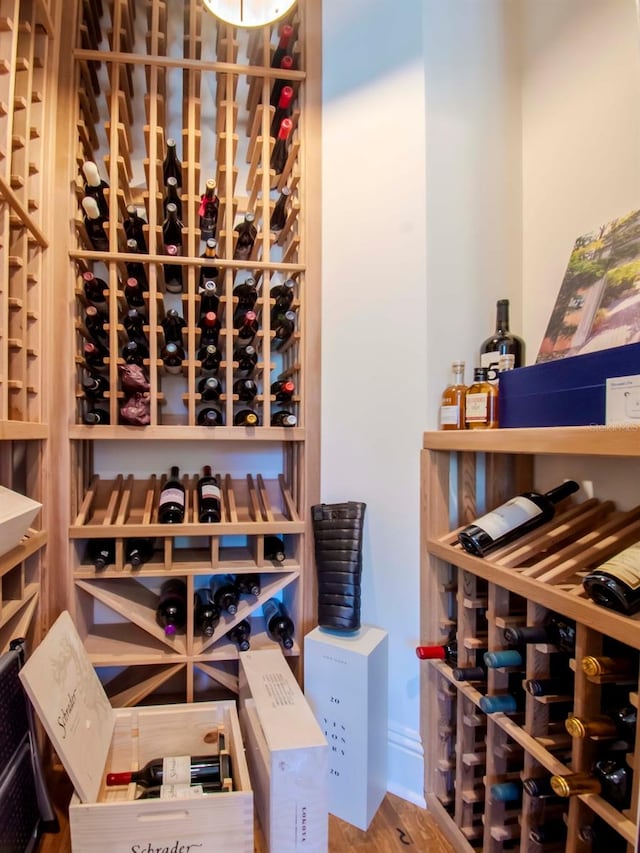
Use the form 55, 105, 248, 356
551, 754, 633, 809
503, 612, 576, 653
270, 186, 291, 233
234, 344, 258, 376
161, 341, 185, 374
125, 239, 149, 291
272, 309, 296, 349
158, 466, 185, 524
198, 376, 223, 402
199, 280, 220, 317
156, 578, 187, 636
271, 118, 293, 175
233, 278, 258, 311
271, 379, 295, 402
84, 407, 110, 425
107, 753, 230, 789
233, 378, 258, 402
164, 176, 182, 220
271, 279, 295, 312
263, 598, 295, 650
81, 370, 109, 401
416, 634, 457, 666
198, 344, 222, 374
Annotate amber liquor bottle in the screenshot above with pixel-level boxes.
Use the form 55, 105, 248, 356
439, 361, 466, 430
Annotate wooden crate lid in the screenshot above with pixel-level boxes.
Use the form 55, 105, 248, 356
19, 611, 115, 804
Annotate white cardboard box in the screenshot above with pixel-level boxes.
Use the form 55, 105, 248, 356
238, 648, 329, 852
19, 611, 253, 853
304, 625, 388, 831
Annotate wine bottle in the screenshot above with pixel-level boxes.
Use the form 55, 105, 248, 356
271, 379, 295, 402
125, 239, 149, 291
198, 376, 222, 402
200, 239, 219, 288
161, 308, 186, 345
415, 636, 457, 666
233, 213, 257, 261
163, 202, 183, 255
270, 411, 297, 427
124, 276, 146, 310
82, 161, 109, 220
271, 309, 296, 349
81, 370, 109, 400
439, 361, 466, 431
457, 480, 580, 557
583, 540, 640, 615
264, 535, 286, 562
503, 613, 576, 653
452, 664, 487, 682
270, 118, 293, 175
84, 407, 110, 425
163, 246, 183, 294
565, 705, 636, 744
270, 54, 295, 107
158, 466, 185, 524
234, 344, 258, 375
480, 298, 525, 377
123, 309, 149, 348
233, 278, 258, 311
234, 309, 258, 342
233, 408, 259, 427
107, 754, 230, 788
579, 817, 628, 851
197, 407, 224, 427
479, 690, 524, 715
271, 23, 294, 70
551, 756, 633, 809
235, 574, 261, 596
199, 311, 221, 349
489, 782, 521, 803
464, 367, 498, 429
524, 677, 573, 697
263, 598, 295, 650
198, 343, 222, 374
121, 339, 149, 365
233, 378, 258, 402
270, 87, 294, 139
87, 538, 115, 570
136, 782, 226, 799
161, 341, 185, 375
483, 649, 524, 668
126, 538, 155, 568
226, 619, 251, 652
212, 575, 239, 615
581, 655, 638, 680
194, 588, 220, 637
271, 279, 295, 311
84, 306, 109, 349
197, 465, 222, 523
270, 186, 291, 233
199, 280, 220, 317
82, 271, 108, 313
163, 137, 182, 187
156, 578, 187, 636
83, 341, 108, 371
199, 179, 219, 239
163, 176, 182, 220
528, 821, 567, 845
123, 204, 148, 253
82, 196, 109, 251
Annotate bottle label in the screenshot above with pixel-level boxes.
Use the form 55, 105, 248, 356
159, 783, 204, 799
465, 393, 488, 422
162, 756, 191, 784
595, 543, 640, 589
440, 405, 460, 426
480, 351, 500, 384
201, 484, 221, 501
159, 488, 185, 507
472, 496, 543, 539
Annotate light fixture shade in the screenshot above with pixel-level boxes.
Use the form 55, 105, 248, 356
202, 0, 297, 28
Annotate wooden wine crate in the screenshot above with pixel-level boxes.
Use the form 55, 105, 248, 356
238, 647, 329, 852
19, 611, 253, 853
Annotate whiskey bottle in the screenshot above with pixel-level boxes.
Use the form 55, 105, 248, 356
464, 367, 498, 429
439, 361, 466, 430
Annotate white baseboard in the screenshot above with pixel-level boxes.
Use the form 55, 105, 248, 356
386, 722, 426, 808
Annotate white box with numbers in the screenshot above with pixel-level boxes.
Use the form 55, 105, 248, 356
304, 625, 388, 831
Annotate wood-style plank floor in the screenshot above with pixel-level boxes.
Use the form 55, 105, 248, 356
38, 767, 455, 852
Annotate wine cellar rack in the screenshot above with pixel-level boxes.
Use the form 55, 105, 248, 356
0, 0, 56, 654
421, 427, 640, 853
50, 0, 321, 704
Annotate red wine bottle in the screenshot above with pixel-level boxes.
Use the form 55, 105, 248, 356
163, 176, 182, 221
270, 410, 297, 427
124, 276, 146, 311
123, 204, 148, 253
161, 308, 186, 345
233, 408, 259, 426
235, 574, 261, 596
200, 239, 219, 287
197, 407, 224, 427
199, 179, 219, 239
226, 619, 251, 651
272, 309, 296, 349
158, 466, 185, 524
416, 637, 457, 666
163, 137, 182, 188
87, 538, 116, 570
263, 598, 295, 650
194, 587, 220, 636
271, 24, 294, 69
264, 535, 285, 562
199, 280, 220, 317
107, 754, 229, 788
233, 213, 257, 261
270, 54, 295, 107
126, 538, 155, 568
233, 278, 258, 311
82, 271, 108, 313
82, 161, 109, 220
83, 341, 108, 371
82, 370, 109, 400
270, 118, 293, 175
270, 279, 295, 311
198, 376, 222, 402
124, 309, 149, 348
270, 186, 291, 232
271, 379, 295, 402
503, 613, 576, 653
161, 341, 185, 374
125, 239, 149, 291
234, 344, 258, 375
212, 575, 239, 615
457, 480, 580, 557
197, 465, 221, 523
156, 578, 187, 636
480, 299, 525, 377
583, 541, 640, 615
234, 310, 258, 342
199, 311, 221, 348
121, 339, 149, 365
82, 196, 109, 251
84, 306, 109, 349
270, 86, 294, 138
84, 407, 110, 425
233, 378, 258, 402
198, 343, 222, 374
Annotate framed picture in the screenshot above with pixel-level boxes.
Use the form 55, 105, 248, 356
537, 208, 640, 362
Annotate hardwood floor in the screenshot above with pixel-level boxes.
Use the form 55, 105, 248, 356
37, 766, 455, 852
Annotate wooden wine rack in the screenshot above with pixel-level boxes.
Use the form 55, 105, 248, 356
48, 0, 321, 704
421, 426, 640, 853
0, 0, 56, 654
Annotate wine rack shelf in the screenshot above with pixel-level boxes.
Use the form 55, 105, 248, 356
421, 427, 640, 853
0, 0, 56, 656
50, 0, 321, 704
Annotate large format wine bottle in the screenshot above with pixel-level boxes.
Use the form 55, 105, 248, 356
263, 598, 295, 650
158, 466, 185, 524
439, 361, 466, 431
156, 578, 187, 636
583, 540, 640, 615
197, 465, 221, 523
457, 480, 580, 556
480, 298, 524, 377
107, 754, 230, 788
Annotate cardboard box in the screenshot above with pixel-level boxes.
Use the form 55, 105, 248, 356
238, 648, 328, 852
19, 612, 253, 853
498, 341, 640, 427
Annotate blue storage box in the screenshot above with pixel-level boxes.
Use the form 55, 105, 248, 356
498, 342, 640, 427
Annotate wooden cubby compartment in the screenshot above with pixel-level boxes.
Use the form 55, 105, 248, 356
54, 0, 319, 705
421, 427, 640, 853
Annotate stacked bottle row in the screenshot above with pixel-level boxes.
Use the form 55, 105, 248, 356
419, 571, 638, 851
